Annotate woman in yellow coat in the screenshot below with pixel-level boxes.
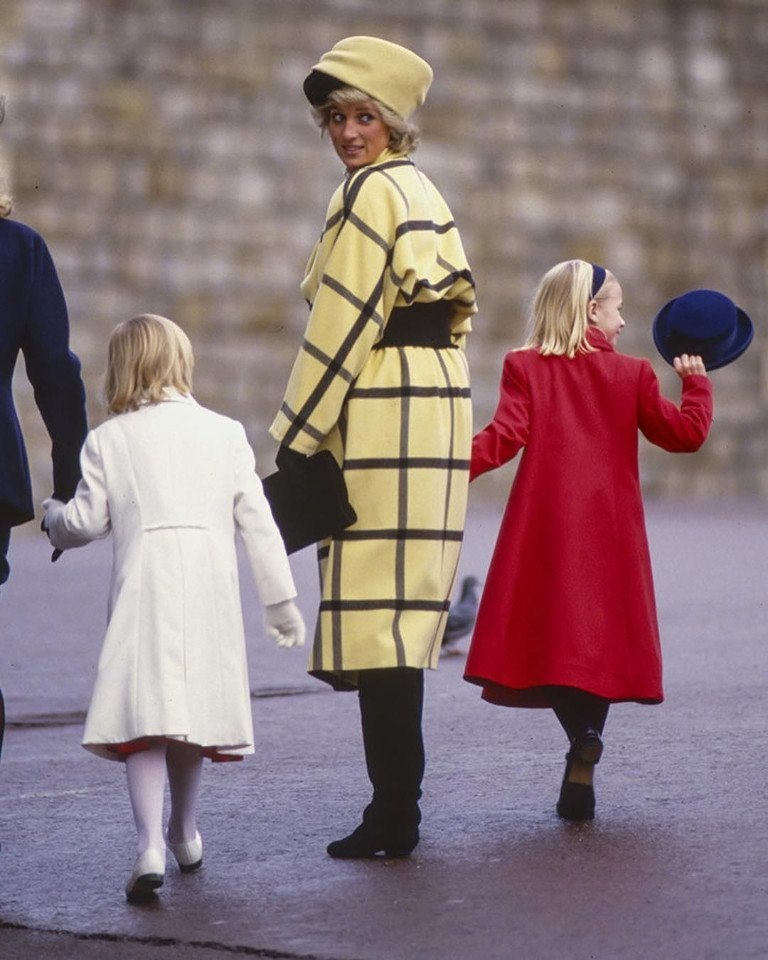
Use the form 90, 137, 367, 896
270, 36, 477, 857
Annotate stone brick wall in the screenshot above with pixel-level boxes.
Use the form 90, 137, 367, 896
1, 0, 766, 511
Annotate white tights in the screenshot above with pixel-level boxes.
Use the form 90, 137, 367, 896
125, 739, 204, 855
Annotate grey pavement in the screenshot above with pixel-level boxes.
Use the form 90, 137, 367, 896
1, 497, 767, 960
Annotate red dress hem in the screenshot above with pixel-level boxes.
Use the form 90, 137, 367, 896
107, 737, 244, 763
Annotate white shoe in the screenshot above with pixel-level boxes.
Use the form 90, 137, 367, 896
168, 832, 203, 872
125, 848, 165, 902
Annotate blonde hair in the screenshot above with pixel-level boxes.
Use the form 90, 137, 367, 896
313, 86, 420, 154
106, 313, 194, 414
0, 96, 11, 218
525, 259, 615, 358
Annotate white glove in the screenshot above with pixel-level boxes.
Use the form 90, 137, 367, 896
41, 498, 69, 548
264, 599, 305, 649
41, 498, 66, 532
42, 497, 95, 551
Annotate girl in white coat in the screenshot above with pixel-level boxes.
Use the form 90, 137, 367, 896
43, 314, 305, 903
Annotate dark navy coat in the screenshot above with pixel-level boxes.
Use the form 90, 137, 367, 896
0, 218, 87, 527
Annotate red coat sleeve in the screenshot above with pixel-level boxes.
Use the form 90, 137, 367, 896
470, 351, 530, 480
637, 362, 713, 452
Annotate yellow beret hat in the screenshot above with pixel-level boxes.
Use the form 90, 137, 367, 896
303, 36, 433, 120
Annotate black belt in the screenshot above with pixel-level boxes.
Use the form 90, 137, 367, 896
375, 301, 454, 348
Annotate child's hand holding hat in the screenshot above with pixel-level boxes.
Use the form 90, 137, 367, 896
673, 354, 707, 378
653, 289, 753, 371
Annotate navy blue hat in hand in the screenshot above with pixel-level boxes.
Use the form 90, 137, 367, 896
653, 289, 753, 371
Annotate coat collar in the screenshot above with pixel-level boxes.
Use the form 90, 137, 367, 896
161, 388, 197, 404
586, 326, 614, 352
345, 146, 411, 179
137, 388, 197, 408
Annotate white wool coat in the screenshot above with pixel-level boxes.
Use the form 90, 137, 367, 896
44, 394, 296, 760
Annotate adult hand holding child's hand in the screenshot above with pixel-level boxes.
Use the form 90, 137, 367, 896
41, 497, 66, 560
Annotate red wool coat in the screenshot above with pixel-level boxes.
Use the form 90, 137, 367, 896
464, 329, 713, 708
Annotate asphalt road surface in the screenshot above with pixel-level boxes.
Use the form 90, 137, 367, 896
1, 497, 766, 959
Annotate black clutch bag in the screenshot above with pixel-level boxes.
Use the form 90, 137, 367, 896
262, 448, 357, 554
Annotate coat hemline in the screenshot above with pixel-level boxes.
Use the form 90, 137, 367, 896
464, 675, 664, 709
82, 734, 255, 762
310, 663, 437, 692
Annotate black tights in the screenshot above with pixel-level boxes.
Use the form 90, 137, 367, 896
0, 527, 8, 761
357, 667, 424, 820
547, 686, 609, 743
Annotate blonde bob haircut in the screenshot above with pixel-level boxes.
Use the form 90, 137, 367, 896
106, 313, 193, 414
524, 259, 614, 358
313, 86, 420, 154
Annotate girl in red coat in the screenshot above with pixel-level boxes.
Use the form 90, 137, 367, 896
464, 259, 714, 821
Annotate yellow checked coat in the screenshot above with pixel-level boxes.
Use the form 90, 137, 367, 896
270, 149, 476, 689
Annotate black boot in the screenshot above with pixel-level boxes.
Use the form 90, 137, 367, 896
326, 801, 419, 859
327, 668, 424, 859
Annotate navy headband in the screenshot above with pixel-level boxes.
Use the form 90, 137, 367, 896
590, 264, 607, 299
